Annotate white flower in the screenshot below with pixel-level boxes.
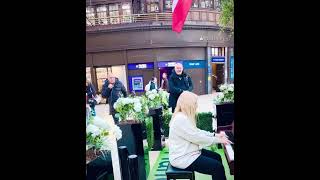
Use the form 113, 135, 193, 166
219, 84, 227, 91
92, 116, 110, 130
151, 89, 157, 94
100, 136, 112, 151
86, 124, 101, 137
133, 97, 140, 103
148, 94, 156, 100
113, 125, 122, 140
134, 103, 142, 112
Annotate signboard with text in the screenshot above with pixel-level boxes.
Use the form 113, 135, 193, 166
183, 60, 206, 69
211, 56, 225, 63
128, 63, 154, 70
157, 61, 183, 68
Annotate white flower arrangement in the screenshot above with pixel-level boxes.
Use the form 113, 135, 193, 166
113, 96, 144, 121
113, 90, 170, 122
145, 89, 162, 109
158, 90, 170, 107
213, 83, 234, 104
86, 116, 122, 151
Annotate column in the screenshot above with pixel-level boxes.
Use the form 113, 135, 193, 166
206, 47, 212, 94
224, 47, 228, 84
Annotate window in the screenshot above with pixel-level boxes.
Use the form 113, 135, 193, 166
86, 7, 95, 26
122, 3, 132, 23
95, 67, 109, 92
146, 0, 159, 13
212, 47, 226, 56
214, 0, 221, 10
109, 4, 120, 24
96, 5, 108, 25
164, 0, 172, 10
192, 0, 213, 8
192, 0, 199, 8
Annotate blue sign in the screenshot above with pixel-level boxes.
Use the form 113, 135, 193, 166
157, 61, 182, 68
183, 60, 206, 69
128, 75, 144, 92
128, 63, 154, 70
230, 56, 234, 80
211, 56, 225, 63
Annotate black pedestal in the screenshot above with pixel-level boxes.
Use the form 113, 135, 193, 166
149, 107, 164, 151
117, 122, 147, 180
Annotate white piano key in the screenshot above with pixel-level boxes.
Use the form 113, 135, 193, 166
225, 144, 234, 161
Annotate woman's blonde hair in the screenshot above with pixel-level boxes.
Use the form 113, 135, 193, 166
170, 91, 198, 127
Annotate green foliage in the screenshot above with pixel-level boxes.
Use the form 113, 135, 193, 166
145, 117, 154, 150
196, 112, 214, 132
220, 0, 234, 30
162, 111, 214, 137
162, 108, 172, 137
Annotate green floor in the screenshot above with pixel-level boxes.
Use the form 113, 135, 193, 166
147, 146, 234, 180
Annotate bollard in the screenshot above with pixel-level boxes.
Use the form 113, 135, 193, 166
128, 155, 139, 180
118, 146, 130, 180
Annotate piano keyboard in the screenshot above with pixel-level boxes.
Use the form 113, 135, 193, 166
225, 144, 234, 161
221, 130, 234, 175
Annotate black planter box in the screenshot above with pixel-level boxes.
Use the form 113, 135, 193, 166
149, 107, 164, 151
216, 103, 234, 127
117, 121, 147, 180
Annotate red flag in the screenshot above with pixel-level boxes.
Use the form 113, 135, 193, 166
172, 0, 193, 33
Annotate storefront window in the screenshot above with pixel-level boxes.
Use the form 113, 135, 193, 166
86, 7, 95, 26
95, 67, 109, 92
122, 3, 132, 23
109, 4, 120, 24
96, 5, 108, 25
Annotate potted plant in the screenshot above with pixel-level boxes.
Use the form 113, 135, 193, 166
145, 90, 169, 150
86, 115, 122, 163
113, 96, 148, 180
213, 84, 234, 128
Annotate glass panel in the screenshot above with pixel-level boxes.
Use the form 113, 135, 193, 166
86, 7, 95, 25
96, 67, 108, 92
192, 0, 199, 8
122, 3, 132, 23
96, 5, 108, 25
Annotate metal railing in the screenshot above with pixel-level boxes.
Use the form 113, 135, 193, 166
86, 10, 221, 26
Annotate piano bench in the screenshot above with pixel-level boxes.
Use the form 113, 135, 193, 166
166, 163, 195, 180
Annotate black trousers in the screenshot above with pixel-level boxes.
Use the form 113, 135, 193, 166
185, 149, 227, 180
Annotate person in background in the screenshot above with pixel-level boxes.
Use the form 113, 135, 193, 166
145, 76, 158, 91
160, 72, 169, 92
169, 91, 231, 180
86, 79, 97, 116
101, 73, 127, 124
169, 63, 193, 113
